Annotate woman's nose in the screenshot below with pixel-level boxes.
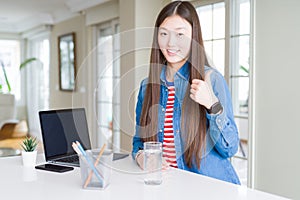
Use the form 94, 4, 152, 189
167, 32, 177, 46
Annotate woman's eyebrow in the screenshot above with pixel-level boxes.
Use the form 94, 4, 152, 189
158, 27, 168, 31
159, 27, 186, 31
175, 27, 186, 30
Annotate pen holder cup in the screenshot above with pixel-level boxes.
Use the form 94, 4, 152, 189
79, 150, 112, 190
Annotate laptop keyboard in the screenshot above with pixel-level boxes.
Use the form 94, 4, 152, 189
56, 155, 79, 163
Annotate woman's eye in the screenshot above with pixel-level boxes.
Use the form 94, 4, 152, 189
160, 32, 167, 36
177, 33, 184, 37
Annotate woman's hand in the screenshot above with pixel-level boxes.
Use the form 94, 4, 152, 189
136, 150, 170, 170
136, 150, 144, 169
190, 70, 218, 109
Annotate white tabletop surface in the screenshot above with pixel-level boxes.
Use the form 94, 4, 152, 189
0, 154, 289, 200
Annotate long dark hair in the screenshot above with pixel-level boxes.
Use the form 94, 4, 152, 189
139, 1, 210, 169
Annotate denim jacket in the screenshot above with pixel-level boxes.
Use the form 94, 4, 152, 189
132, 62, 240, 184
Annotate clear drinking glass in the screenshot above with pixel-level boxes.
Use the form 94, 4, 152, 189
143, 141, 162, 185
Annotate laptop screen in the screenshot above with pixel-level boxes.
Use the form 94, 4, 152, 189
39, 108, 91, 160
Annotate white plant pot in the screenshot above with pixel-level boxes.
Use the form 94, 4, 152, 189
22, 151, 37, 167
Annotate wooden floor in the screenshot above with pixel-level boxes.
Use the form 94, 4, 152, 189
0, 120, 28, 150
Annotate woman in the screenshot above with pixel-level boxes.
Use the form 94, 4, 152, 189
132, 1, 240, 184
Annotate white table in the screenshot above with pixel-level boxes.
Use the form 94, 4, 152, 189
0, 154, 289, 200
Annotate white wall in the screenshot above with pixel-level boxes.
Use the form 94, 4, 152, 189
48, 1, 120, 149
86, 0, 119, 26
49, 15, 99, 147
50, 15, 87, 109
119, 0, 136, 153
119, 0, 169, 152
47, 0, 166, 151
253, 0, 300, 199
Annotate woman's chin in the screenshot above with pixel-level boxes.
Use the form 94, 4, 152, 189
165, 57, 187, 66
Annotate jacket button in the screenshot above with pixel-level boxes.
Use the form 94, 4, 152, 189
162, 108, 165, 112
176, 130, 179, 133
159, 129, 162, 132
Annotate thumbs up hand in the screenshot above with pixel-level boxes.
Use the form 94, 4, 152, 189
190, 70, 219, 109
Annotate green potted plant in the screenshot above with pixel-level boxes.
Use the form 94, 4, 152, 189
21, 136, 38, 166
0, 60, 11, 93
0, 57, 38, 93
0, 58, 39, 127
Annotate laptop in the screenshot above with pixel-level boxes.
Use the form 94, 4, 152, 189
39, 108, 91, 167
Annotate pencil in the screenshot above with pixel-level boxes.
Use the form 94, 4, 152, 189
75, 141, 103, 186
72, 142, 82, 155
83, 143, 107, 188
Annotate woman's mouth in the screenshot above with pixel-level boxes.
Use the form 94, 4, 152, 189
167, 49, 179, 56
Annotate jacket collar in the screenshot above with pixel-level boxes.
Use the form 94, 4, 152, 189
160, 61, 190, 83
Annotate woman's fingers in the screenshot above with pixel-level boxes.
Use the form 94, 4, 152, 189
192, 79, 201, 84
136, 152, 144, 170
189, 70, 219, 109
162, 157, 170, 171
190, 88, 197, 94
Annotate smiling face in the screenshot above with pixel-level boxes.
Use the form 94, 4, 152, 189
158, 15, 192, 70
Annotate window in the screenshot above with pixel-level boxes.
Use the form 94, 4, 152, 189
95, 20, 120, 151
27, 38, 50, 110
26, 37, 50, 140
197, 2, 225, 75
195, 0, 251, 186
0, 40, 20, 98
229, 0, 250, 187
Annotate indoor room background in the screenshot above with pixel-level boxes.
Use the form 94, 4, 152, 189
0, 0, 299, 199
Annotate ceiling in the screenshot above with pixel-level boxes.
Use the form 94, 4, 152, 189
0, 0, 110, 33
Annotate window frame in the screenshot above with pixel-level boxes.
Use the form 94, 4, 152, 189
0, 39, 20, 96
94, 19, 120, 151
193, 0, 252, 187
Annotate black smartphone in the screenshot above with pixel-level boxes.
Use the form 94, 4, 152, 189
35, 164, 74, 173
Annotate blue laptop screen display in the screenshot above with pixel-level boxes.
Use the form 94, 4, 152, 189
39, 108, 91, 159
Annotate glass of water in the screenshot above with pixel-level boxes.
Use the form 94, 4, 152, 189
143, 141, 162, 185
